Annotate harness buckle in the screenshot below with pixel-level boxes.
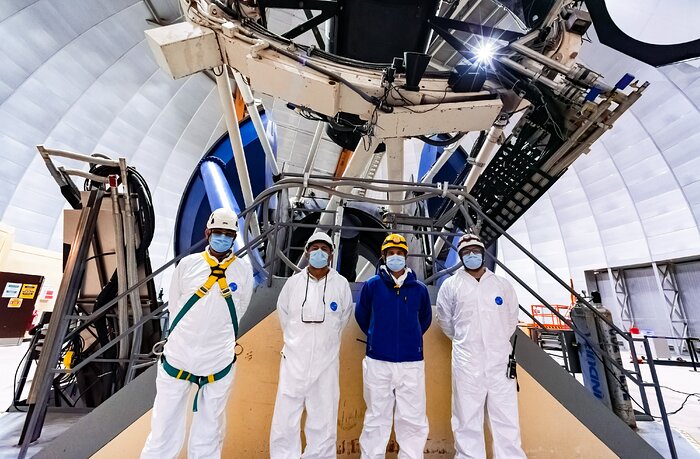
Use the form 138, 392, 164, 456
210, 267, 226, 278
220, 287, 232, 298
198, 285, 210, 296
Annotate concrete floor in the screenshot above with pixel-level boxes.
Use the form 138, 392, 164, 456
623, 359, 700, 458
0, 341, 65, 459
0, 411, 83, 459
541, 348, 700, 458
0, 341, 698, 458
0, 342, 31, 414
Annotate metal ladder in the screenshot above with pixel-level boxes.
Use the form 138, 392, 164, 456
356, 151, 385, 197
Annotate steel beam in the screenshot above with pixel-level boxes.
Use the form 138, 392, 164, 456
652, 262, 689, 355
19, 190, 105, 458
384, 138, 404, 214
216, 68, 255, 209
609, 268, 634, 330
232, 71, 280, 177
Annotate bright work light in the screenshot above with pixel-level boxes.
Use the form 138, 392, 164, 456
474, 42, 495, 64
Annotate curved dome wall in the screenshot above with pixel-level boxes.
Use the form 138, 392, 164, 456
2, 3, 700, 317
0, 0, 225, 290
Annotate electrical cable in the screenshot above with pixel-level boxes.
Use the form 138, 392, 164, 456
242, 18, 393, 72
656, 385, 700, 416
661, 385, 700, 397
69, 370, 116, 407
390, 84, 450, 114
572, 337, 700, 419
490, 0, 529, 31
85, 252, 116, 262
418, 132, 465, 147
662, 391, 700, 416
12, 344, 33, 412
77, 162, 157, 394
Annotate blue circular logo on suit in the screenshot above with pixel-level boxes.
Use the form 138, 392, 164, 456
229, 282, 238, 292
495, 296, 503, 306
330, 301, 338, 311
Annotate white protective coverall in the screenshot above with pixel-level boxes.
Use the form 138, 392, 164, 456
141, 249, 253, 459
270, 267, 353, 458
436, 268, 526, 459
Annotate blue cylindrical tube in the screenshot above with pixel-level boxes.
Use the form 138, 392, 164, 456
199, 157, 266, 283
199, 157, 244, 234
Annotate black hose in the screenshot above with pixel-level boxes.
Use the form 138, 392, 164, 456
469, 131, 487, 158
211, 0, 237, 18
84, 165, 155, 262
82, 162, 157, 390
60, 183, 83, 210
418, 132, 465, 147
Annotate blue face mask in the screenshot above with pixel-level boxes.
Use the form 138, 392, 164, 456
462, 253, 483, 270
308, 249, 329, 269
386, 254, 406, 272
210, 233, 234, 253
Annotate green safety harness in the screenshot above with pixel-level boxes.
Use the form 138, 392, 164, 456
161, 251, 239, 411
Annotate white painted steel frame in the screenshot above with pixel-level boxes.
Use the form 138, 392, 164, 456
145, 22, 503, 137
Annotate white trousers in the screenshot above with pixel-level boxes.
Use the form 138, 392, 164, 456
359, 357, 429, 459
141, 363, 235, 459
452, 366, 526, 459
269, 358, 340, 459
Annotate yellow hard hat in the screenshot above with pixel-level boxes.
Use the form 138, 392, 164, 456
381, 233, 408, 253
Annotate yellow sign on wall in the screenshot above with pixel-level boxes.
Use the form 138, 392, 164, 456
19, 284, 38, 299
8, 298, 23, 308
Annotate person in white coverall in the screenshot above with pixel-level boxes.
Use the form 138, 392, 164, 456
436, 234, 526, 459
141, 208, 253, 459
270, 232, 353, 458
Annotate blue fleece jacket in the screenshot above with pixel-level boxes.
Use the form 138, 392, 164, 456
355, 268, 432, 362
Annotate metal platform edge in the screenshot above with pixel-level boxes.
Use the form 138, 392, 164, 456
35, 280, 660, 458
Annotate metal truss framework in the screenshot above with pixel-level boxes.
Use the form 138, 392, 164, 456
608, 267, 634, 330
652, 262, 690, 355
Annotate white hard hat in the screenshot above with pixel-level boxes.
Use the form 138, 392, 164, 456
207, 208, 239, 232
457, 233, 484, 252
306, 232, 334, 250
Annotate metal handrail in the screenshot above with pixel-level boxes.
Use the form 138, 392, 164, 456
28, 175, 679, 459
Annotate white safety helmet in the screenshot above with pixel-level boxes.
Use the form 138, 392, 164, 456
305, 232, 334, 250
457, 233, 484, 252
207, 208, 239, 232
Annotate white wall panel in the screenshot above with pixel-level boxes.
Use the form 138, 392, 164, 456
626, 267, 671, 336
675, 261, 700, 337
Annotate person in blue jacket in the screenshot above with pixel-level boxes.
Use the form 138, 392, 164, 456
355, 233, 432, 459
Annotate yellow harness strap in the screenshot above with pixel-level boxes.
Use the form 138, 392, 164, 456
196, 251, 237, 298
162, 251, 240, 412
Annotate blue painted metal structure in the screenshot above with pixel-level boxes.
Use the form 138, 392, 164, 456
175, 115, 497, 284
174, 113, 276, 262
418, 141, 497, 276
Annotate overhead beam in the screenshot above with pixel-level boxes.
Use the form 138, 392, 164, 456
145, 22, 503, 135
